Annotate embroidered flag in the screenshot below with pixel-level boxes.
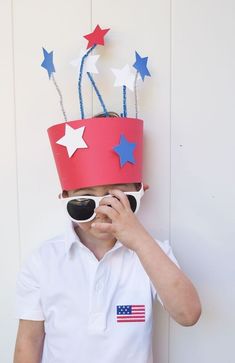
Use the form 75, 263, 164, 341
116, 305, 145, 323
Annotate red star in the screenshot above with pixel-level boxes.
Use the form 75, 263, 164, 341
84, 25, 110, 49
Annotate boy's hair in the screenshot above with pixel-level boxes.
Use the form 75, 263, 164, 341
94, 111, 119, 118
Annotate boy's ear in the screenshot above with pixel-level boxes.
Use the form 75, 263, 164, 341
143, 183, 149, 192
58, 190, 68, 199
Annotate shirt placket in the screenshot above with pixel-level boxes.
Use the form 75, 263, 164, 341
87, 258, 107, 333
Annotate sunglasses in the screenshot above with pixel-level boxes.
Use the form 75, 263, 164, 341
62, 184, 144, 223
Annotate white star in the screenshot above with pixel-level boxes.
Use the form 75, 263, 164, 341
111, 64, 135, 91
56, 124, 88, 158
70, 50, 100, 74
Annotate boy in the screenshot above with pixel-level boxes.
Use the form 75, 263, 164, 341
14, 113, 201, 363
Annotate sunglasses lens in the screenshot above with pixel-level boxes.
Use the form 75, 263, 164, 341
67, 198, 96, 221
127, 195, 137, 212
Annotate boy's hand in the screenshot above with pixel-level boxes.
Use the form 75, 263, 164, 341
91, 188, 149, 251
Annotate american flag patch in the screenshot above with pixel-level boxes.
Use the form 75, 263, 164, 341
116, 305, 145, 323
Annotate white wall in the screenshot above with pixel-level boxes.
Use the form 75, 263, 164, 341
1, 0, 234, 362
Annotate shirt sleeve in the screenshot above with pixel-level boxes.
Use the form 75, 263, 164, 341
150, 239, 180, 305
15, 249, 45, 321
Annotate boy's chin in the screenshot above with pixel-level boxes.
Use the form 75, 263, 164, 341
90, 228, 114, 241
91, 219, 113, 236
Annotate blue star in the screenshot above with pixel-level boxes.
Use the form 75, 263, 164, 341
133, 51, 151, 81
113, 134, 136, 167
41, 47, 55, 79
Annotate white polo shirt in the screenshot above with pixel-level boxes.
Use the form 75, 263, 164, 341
15, 221, 179, 363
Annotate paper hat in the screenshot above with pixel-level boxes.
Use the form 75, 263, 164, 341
42, 25, 150, 191
48, 117, 143, 191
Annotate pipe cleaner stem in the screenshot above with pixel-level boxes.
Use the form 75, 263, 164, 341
87, 72, 108, 117
134, 71, 138, 118
51, 74, 67, 122
123, 85, 127, 117
78, 44, 96, 119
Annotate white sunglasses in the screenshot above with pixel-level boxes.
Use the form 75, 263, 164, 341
62, 184, 144, 223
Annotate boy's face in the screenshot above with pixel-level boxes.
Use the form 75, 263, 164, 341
63, 183, 140, 240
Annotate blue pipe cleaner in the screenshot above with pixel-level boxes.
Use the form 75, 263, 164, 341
87, 72, 108, 117
78, 44, 96, 119
123, 85, 127, 117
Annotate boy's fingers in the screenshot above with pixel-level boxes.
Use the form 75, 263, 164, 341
108, 189, 130, 210
95, 205, 119, 220
99, 196, 124, 213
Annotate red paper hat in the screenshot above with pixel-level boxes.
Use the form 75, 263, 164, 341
48, 117, 143, 191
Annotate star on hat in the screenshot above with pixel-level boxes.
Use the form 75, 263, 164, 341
41, 47, 55, 79
113, 134, 136, 167
133, 51, 151, 81
111, 64, 135, 91
56, 124, 88, 158
84, 25, 110, 49
70, 50, 100, 74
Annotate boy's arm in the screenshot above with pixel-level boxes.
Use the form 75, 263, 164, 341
14, 249, 46, 362
13, 319, 45, 363
133, 235, 201, 326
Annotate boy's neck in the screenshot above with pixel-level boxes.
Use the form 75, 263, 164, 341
74, 225, 117, 261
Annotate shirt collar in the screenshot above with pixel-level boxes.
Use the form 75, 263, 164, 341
64, 219, 83, 255
64, 219, 128, 256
